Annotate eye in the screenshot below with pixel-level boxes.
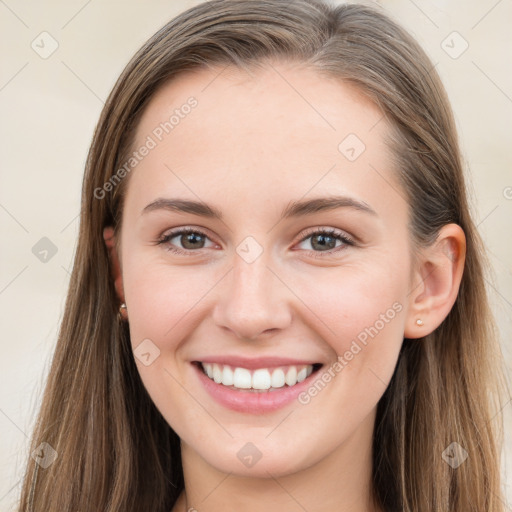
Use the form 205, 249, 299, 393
295, 228, 354, 257
155, 226, 355, 257
156, 227, 216, 255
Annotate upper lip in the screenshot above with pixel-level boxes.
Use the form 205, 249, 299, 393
193, 356, 322, 369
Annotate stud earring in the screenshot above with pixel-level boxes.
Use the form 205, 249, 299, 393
119, 303, 127, 321
415, 318, 424, 326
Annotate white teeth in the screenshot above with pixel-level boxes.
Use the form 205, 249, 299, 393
252, 369, 271, 390
285, 366, 297, 386
222, 365, 234, 386
297, 367, 308, 383
233, 368, 252, 389
271, 368, 285, 388
297, 368, 308, 382
200, 363, 315, 390
213, 363, 222, 383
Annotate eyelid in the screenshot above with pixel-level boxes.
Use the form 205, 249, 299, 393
157, 226, 218, 248
296, 226, 355, 245
158, 225, 214, 240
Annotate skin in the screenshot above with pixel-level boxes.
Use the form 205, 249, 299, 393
103, 61, 465, 512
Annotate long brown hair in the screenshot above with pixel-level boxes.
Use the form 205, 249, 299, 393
18, 1, 509, 510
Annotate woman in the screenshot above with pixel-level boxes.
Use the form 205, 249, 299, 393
18, 0, 509, 510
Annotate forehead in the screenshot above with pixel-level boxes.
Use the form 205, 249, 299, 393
125, 62, 405, 221
135, 61, 385, 153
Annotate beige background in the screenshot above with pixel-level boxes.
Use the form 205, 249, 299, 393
0, 0, 510, 509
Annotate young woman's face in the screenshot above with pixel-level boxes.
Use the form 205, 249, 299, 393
118, 62, 415, 477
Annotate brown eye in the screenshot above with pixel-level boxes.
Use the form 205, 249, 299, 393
179, 232, 206, 249
296, 228, 354, 256
157, 228, 216, 255
309, 233, 338, 251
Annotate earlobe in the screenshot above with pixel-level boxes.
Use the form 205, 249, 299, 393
103, 226, 125, 305
404, 224, 466, 339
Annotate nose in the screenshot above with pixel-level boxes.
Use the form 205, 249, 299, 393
212, 252, 292, 341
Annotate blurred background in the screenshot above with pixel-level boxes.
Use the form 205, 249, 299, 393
0, 0, 510, 509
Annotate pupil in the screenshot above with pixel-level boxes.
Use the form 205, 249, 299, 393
179, 233, 337, 251
182, 233, 204, 249
312, 234, 335, 251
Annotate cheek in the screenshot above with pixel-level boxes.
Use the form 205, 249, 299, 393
122, 259, 214, 344
290, 263, 407, 409
121, 259, 215, 427
294, 262, 406, 343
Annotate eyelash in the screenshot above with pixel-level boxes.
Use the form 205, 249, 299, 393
156, 227, 355, 257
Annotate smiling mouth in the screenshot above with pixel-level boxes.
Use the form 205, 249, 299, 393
193, 361, 323, 392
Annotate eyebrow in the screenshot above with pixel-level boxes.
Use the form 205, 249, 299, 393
141, 195, 377, 219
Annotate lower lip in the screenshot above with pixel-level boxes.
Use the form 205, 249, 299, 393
193, 363, 321, 414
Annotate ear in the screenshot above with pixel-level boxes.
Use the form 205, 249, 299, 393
103, 226, 125, 304
404, 223, 466, 339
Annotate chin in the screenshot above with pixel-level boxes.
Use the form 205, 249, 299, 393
193, 437, 320, 478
